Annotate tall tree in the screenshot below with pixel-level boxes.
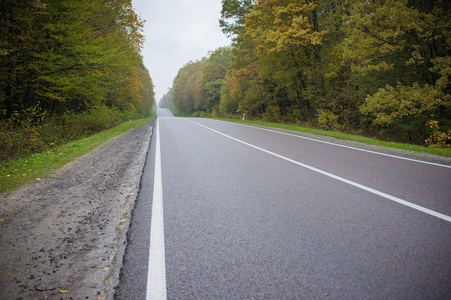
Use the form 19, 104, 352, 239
220, 0, 256, 39
0, 0, 46, 117
194, 47, 233, 113
172, 60, 204, 115
345, 0, 451, 142
0, 0, 153, 122
231, 0, 328, 121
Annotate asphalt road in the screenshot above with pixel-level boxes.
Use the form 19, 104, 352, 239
115, 108, 451, 299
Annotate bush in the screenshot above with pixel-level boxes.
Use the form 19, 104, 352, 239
425, 120, 451, 148
192, 111, 207, 118
0, 105, 132, 163
317, 109, 340, 131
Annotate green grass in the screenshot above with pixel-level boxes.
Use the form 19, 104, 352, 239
0, 115, 155, 194
218, 118, 451, 157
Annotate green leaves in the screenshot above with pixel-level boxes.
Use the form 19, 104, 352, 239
361, 83, 440, 124
0, 0, 154, 121
0, 0, 155, 164
220, 0, 255, 38
216, 0, 451, 145
245, 0, 326, 53
344, 0, 451, 143
172, 47, 233, 115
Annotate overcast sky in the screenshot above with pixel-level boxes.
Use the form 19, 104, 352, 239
131, 0, 231, 103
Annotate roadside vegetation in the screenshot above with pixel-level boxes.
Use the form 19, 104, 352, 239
0, 106, 153, 162
227, 118, 451, 157
160, 0, 451, 149
0, 113, 155, 194
1, 0, 156, 192
1, 0, 155, 162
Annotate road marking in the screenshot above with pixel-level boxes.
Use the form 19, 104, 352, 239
187, 120, 451, 223
146, 117, 167, 300
157, 108, 173, 118
216, 120, 451, 169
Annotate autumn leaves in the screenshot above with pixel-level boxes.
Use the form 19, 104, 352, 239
171, 0, 450, 147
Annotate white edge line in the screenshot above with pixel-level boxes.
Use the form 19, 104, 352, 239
210, 119, 451, 169
187, 119, 451, 223
146, 117, 167, 300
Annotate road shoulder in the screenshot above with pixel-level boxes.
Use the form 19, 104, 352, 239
0, 121, 154, 300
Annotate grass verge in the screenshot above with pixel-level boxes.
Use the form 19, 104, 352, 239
1, 116, 155, 195
218, 118, 451, 157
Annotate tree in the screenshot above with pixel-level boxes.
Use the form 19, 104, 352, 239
227, 0, 329, 121
346, 0, 451, 143
0, 0, 47, 117
159, 88, 173, 109
194, 47, 233, 113
172, 60, 204, 115
220, 0, 256, 39
0, 0, 153, 121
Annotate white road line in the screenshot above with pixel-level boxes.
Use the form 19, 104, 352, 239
220, 121, 451, 169
187, 119, 451, 223
146, 118, 167, 300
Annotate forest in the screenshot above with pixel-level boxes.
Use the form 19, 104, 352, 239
0, 0, 155, 161
163, 0, 450, 147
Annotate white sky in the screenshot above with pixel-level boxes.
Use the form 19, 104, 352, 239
131, 0, 231, 103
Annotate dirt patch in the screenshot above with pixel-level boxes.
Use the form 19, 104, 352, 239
0, 121, 154, 300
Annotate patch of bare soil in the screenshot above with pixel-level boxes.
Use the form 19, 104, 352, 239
0, 121, 154, 300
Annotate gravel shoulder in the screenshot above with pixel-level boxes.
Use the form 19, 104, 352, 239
0, 121, 154, 300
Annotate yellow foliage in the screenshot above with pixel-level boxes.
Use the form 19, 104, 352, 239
317, 109, 340, 131
245, 0, 327, 54
361, 82, 446, 125
425, 120, 451, 149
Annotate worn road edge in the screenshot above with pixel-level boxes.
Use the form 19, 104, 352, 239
108, 122, 155, 298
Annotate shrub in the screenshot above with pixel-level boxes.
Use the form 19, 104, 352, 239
317, 109, 340, 131
425, 120, 451, 148
0, 105, 130, 163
